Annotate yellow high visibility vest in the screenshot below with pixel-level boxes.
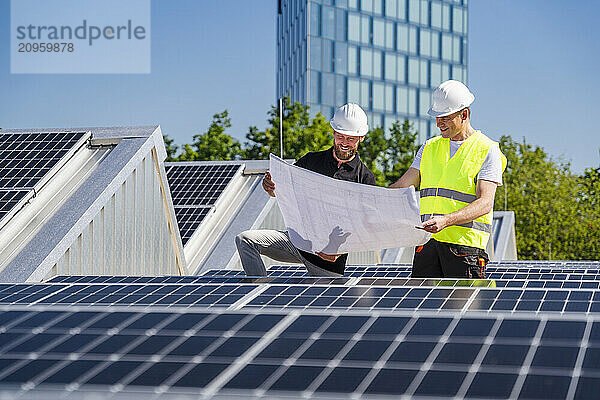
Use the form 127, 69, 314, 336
420, 131, 507, 249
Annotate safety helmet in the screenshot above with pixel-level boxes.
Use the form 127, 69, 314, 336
330, 103, 368, 136
428, 80, 475, 117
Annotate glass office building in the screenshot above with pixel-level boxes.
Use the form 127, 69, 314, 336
276, 0, 468, 142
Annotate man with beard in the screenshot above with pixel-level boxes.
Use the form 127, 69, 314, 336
235, 103, 376, 276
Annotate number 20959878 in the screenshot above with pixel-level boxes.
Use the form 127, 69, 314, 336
18, 42, 74, 52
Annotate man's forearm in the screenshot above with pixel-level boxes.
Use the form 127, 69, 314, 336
444, 196, 494, 226
390, 167, 420, 189
421, 180, 497, 234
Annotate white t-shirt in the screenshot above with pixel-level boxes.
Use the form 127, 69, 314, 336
410, 138, 503, 185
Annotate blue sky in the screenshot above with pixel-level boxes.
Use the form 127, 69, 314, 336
1, 0, 598, 172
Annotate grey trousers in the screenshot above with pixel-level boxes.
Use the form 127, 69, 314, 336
235, 229, 342, 277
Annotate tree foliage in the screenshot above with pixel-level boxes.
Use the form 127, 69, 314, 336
359, 126, 388, 185
358, 120, 420, 186
496, 136, 599, 260
163, 134, 178, 161
577, 167, 600, 258
243, 97, 332, 160
177, 110, 242, 161
384, 120, 420, 185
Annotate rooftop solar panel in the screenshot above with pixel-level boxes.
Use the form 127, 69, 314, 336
165, 163, 243, 245
173, 207, 211, 245
5, 281, 600, 316
198, 264, 600, 280
166, 164, 241, 207
0, 283, 256, 309
0, 132, 86, 188
50, 265, 600, 283
0, 132, 87, 222
47, 273, 600, 288
0, 307, 598, 398
0, 190, 29, 220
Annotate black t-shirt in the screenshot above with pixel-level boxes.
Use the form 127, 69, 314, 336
293, 147, 376, 274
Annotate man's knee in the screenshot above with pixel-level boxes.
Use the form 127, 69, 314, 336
235, 231, 253, 248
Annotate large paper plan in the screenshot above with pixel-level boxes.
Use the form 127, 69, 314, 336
269, 154, 431, 254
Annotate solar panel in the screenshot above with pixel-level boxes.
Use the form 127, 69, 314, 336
0, 190, 29, 220
52, 264, 600, 282
0, 307, 597, 398
199, 264, 600, 280
165, 163, 243, 245
0, 283, 256, 309
166, 164, 241, 207
46, 274, 600, 289
173, 207, 211, 245
0, 132, 87, 221
5, 280, 600, 316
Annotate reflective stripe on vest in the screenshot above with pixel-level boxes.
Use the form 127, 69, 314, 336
419, 131, 506, 249
420, 187, 477, 204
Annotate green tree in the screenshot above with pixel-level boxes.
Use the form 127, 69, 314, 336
178, 110, 242, 161
384, 120, 420, 186
243, 97, 331, 160
359, 126, 387, 186
163, 134, 178, 161
359, 120, 419, 186
495, 136, 587, 260
577, 167, 600, 259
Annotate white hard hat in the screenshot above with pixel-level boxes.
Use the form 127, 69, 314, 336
428, 80, 475, 117
330, 103, 368, 136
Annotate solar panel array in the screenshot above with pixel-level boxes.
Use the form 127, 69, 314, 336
0, 260, 599, 398
0, 132, 86, 221
165, 164, 242, 245
1, 307, 598, 399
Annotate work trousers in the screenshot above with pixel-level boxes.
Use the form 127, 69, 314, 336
412, 238, 488, 278
235, 230, 342, 277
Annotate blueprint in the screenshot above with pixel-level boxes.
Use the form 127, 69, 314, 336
269, 154, 431, 254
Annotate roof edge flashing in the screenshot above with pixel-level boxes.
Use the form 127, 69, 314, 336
164, 159, 282, 175
90, 125, 161, 146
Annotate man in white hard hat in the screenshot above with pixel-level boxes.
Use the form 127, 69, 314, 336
236, 103, 376, 276
391, 80, 506, 278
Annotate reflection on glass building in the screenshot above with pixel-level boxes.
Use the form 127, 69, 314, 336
276, 0, 468, 142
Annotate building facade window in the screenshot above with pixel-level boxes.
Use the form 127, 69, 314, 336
373, 19, 385, 47
310, 3, 320, 36
348, 45, 358, 74
334, 42, 348, 74
348, 13, 360, 42
322, 72, 335, 106
348, 77, 360, 103
431, 1, 442, 28
420, 0, 429, 25
385, 52, 396, 81
361, 80, 370, 109
373, 82, 385, 111
360, 47, 373, 77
